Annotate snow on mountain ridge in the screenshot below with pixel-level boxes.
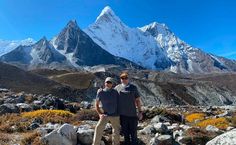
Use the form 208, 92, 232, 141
85, 7, 172, 70
0, 38, 35, 56
140, 21, 236, 73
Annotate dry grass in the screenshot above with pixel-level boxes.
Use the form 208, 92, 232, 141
143, 108, 168, 120
24, 95, 35, 104
0, 110, 76, 133
0, 132, 11, 143
185, 113, 206, 123
20, 132, 44, 145
0, 114, 29, 133
228, 112, 236, 127
196, 117, 229, 130
181, 127, 218, 145
50, 72, 95, 89
76, 109, 99, 121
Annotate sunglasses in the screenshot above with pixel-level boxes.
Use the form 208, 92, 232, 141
106, 81, 113, 84
120, 77, 128, 80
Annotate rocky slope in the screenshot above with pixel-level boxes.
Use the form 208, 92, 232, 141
29, 66, 236, 106
0, 62, 88, 100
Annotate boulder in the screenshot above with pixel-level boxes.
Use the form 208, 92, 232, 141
29, 123, 40, 130
205, 125, 219, 132
206, 129, 236, 145
173, 129, 183, 139
77, 125, 94, 145
16, 103, 32, 112
151, 115, 170, 124
153, 123, 169, 134
41, 123, 78, 145
80, 101, 92, 109
139, 125, 156, 135
0, 103, 20, 115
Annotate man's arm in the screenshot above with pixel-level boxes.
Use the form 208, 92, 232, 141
95, 100, 103, 115
135, 97, 142, 112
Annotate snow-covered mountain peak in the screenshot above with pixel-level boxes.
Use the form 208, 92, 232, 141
95, 6, 123, 25
85, 8, 172, 70
97, 6, 113, 17
66, 20, 78, 29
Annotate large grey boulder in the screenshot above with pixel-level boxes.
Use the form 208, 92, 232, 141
0, 103, 20, 115
153, 123, 169, 134
151, 115, 170, 124
206, 129, 236, 145
16, 103, 32, 112
77, 125, 94, 145
41, 123, 78, 145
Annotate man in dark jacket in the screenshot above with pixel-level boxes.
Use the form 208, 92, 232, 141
115, 72, 143, 145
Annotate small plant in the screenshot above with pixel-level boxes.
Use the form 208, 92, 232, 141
21, 109, 75, 124
22, 109, 74, 118
185, 113, 206, 123
196, 117, 229, 130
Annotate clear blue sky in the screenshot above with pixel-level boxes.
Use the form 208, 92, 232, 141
0, 0, 236, 60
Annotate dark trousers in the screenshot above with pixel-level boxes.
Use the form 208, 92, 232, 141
120, 115, 138, 145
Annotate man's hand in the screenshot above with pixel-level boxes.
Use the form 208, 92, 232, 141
97, 88, 103, 94
138, 112, 143, 120
99, 113, 106, 119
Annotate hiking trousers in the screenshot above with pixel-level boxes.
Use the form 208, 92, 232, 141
93, 116, 120, 145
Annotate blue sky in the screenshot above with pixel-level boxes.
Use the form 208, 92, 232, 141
0, 0, 236, 60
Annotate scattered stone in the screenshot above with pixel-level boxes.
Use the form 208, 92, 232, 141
173, 129, 183, 139
16, 103, 32, 112
29, 123, 40, 130
226, 126, 234, 131
206, 125, 219, 132
179, 124, 191, 130
139, 125, 156, 135
80, 101, 92, 109
153, 123, 169, 134
151, 115, 170, 124
32, 117, 43, 124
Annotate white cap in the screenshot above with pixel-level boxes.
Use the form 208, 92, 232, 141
105, 77, 113, 83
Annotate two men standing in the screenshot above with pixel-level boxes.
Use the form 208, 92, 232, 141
92, 72, 142, 145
